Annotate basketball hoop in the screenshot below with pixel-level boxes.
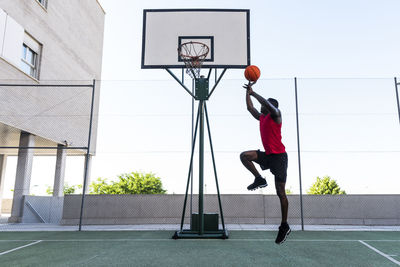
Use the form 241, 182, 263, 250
178, 41, 209, 79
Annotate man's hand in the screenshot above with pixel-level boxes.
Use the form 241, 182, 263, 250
244, 82, 261, 120
243, 82, 255, 95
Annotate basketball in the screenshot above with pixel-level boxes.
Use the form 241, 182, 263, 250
244, 65, 261, 82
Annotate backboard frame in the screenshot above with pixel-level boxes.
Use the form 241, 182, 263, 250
141, 9, 251, 69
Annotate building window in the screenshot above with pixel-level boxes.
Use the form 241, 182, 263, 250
21, 44, 38, 78
20, 33, 41, 79
37, 0, 48, 8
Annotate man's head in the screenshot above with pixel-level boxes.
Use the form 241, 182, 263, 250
268, 98, 279, 108
261, 98, 279, 115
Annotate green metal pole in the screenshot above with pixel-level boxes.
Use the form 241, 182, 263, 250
179, 106, 200, 231
165, 68, 195, 98
198, 99, 205, 235
208, 68, 227, 98
204, 102, 226, 231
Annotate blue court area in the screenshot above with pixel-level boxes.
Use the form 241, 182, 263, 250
0, 231, 399, 266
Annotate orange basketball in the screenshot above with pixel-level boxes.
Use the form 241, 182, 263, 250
244, 65, 261, 82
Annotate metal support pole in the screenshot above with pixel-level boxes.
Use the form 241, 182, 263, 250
294, 77, 304, 231
190, 78, 194, 225
394, 77, 400, 125
208, 68, 227, 98
173, 72, 227, 239
207, 68, 212, 80
79, 79, 96, 231
165, 69, 195, 98
204, 103, 226, 231
180, 105, 200, 230
198, 100, 205, 235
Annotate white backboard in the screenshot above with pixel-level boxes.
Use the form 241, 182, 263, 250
141, 9, 250, 69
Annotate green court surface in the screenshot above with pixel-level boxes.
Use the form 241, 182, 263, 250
0, 231, 399, 266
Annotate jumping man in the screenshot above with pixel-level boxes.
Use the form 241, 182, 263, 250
240, 83, 290, 244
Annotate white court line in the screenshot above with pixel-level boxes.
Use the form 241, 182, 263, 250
0, 240, 42, 256
75, 254, 99, 265
359, 240, 400, 266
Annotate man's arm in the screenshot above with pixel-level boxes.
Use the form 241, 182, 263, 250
247, 84, 282, 124
244, 85, 261, 120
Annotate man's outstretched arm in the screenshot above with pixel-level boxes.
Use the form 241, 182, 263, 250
247, 85, 281, 123
244, 85, 261, 120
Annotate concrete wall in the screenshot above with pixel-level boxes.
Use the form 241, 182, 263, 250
61, 194, 400, 226
0, 0, 105, 153
1, 198, 11, 213
21, 195, 64, 223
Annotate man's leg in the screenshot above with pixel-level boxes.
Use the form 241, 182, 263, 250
275, 181, 290, 244
240, 151, 267, 190
275, 182, 288, 224
240, 150, 260, 177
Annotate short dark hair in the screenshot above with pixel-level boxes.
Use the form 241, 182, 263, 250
268, 98, 279, 108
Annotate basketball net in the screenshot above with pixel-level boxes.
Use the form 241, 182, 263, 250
178, 42, 209, 79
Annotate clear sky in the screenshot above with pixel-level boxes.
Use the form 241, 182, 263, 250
99, 0, 400, 79
96, 0, 400, 195
3, 0, 400, 197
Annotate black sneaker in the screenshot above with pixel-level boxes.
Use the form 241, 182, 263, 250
247, 177, 268, 191
275, 223, 291, 245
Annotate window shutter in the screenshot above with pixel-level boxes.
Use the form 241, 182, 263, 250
2, 14, 24, 66
0, 8, 6, 55
24, 32, 41, 54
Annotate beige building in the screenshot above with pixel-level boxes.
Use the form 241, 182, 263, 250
0, 0, 105, 222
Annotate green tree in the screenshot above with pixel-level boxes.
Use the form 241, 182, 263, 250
90, 172, 167, 194
285, 188, 293, 195
46, 183, 82, 195
307, 176, 346, 195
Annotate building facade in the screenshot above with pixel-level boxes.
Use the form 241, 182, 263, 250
0, 0, 105, 222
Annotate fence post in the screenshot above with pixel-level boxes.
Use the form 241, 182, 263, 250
394, 77, 400, 125
79, 79, 96, 231
294, 77, 304, 230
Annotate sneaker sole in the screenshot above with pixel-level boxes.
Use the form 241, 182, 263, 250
248, 183, 268, 191
276, 228, 291, 245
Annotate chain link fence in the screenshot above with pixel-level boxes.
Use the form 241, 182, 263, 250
0, 77, 399, 231
0, 80, 96, 230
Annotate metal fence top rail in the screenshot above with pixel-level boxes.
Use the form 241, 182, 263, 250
0, 146, 88, 149
0, 84, 93, 87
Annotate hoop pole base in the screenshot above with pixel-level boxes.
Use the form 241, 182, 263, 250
172, 229, 229, 240
171, 71, 227, 239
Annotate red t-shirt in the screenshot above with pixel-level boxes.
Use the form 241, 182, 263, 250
260, 114, 286, 155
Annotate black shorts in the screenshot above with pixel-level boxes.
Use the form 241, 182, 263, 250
255, 150, 288, 183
